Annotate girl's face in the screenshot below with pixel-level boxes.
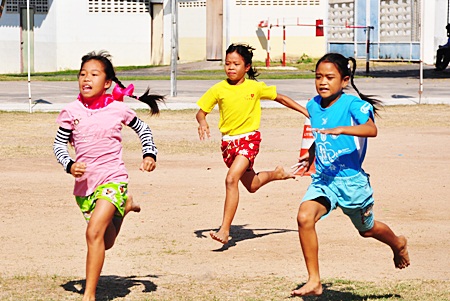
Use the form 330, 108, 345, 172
315, 61, 349, 105
224, 51, 250, 85
78, 59, 112, 101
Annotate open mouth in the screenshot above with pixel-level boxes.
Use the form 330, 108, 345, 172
82, 85, 92, 92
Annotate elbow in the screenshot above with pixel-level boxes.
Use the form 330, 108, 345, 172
196, 108, 207, 116
195, 110, 204, 122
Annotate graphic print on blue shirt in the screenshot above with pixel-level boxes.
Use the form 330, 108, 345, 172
307, 93, 374, 177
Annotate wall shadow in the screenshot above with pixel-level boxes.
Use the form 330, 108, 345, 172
357, 65, 450, 79
61, 274, 158, 301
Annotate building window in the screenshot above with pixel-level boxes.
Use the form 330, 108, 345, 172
179, 1, 206, 8
6, 0, 48, 13
380, 0, 420, 42
88, 0, 151, 13
328, 0, 354, 42
236, 0, 319, 5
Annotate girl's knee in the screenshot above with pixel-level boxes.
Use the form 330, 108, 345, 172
359, 231, 368, 238
246, 185, 258, 193
297, 200, 328, 227
296, 209, 315, 228
358, 228, 373, 238
225, 174, 239, 187
85, 227, 103, 244
104, 237, 116, 250
358, 220, 377, 238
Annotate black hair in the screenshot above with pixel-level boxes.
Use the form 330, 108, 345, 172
79, 50, 165, 115
225, 43, 259, 80
316, 52, 383, 115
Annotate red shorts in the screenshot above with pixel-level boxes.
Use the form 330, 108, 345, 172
221, 131, 261, 170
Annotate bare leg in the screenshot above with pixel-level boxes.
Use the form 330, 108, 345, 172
291, 199, 328, 297
125, 194, 141, 215
360, 220, 410, 269
241, 165, 294, 193
111, 193, 141, 240
82, 199, 116, 301
210, 156, 249, 244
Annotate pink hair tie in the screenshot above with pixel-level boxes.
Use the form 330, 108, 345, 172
112, 83, 135, 101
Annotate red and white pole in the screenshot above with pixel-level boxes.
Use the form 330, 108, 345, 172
282, 25, 286, 66
365, 26, 373, 74
266, 24, 271, 67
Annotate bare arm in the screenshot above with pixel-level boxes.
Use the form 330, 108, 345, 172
314, 117, 377, 137
196, 109, 210, 140
274, 93, 309, 118
293, 143, 316, 176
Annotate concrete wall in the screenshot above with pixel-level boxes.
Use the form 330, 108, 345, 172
0, 0, 446, 72
53, 1, 151, 70
175, 0, 326, 63
0, 13, 21, 73
177, 1, 206, 63
230, 2, 327, 61
0, 0, 152, 73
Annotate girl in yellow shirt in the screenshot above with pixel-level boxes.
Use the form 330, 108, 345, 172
196, 43, 308, 244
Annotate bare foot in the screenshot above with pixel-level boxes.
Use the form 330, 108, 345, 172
274, 166, 295, 180
291, 281, 323, 297
125, 195, 141, 215
393, 235, 410, 269
210, 230, 229, 244
82, 294, 96, 301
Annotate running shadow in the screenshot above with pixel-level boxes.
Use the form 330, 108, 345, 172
290, 282, 401, 300
61, 274, 158, 300
194, 224, 297, 252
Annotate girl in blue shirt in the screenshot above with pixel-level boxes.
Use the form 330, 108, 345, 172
292, 53, 410, 297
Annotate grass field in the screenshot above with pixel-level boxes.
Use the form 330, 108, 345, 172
0, 59, 416, 82
0, 274, 449, 301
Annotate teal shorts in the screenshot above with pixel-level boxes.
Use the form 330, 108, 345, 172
302, 171, 374, 232
75, 182, 128, 223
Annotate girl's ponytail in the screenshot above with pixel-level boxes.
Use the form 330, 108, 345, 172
112, 76, 165, 115
136, 88, 165, 115
348, 57, 383, 116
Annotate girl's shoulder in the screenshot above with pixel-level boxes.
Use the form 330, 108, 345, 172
342, 93, 373, 109
214, 79, 229, 87
206, 80, 230, 92
307, 95, 322, 106
60, 99, 85, 113
341, 93, 361, 101
240, 79, 274, 93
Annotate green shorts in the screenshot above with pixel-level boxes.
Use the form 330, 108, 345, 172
75, 182, 128, 223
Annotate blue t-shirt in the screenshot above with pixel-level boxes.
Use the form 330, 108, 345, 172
307, 93, 374, 177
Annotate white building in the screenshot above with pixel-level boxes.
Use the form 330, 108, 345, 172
327, 0, 449, 65
0, 0, 448, 73
0, 0, 166, 73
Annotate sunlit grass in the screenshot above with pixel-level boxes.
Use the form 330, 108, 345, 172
0, 58, 397, 81
0, 274, 448, 301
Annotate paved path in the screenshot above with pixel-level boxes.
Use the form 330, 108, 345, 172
1, 63, 449, 112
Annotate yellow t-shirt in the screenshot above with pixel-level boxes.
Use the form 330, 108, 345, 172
196, 79, 277, 136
